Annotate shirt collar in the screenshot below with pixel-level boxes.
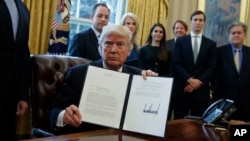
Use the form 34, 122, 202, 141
91, 26, 101, 38
102, 61, 122, 72
231, 44, 243, 52
190, 32, 202, 38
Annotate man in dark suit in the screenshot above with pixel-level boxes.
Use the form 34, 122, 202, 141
50, 24, 158, 134
172, 10, 217, 119
0, 0, 30, 139
67, 3, 110, 61
166, 20, 188, 120
213, 22, 250, 122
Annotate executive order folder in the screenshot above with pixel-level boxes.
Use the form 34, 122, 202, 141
79, 66, 173, 137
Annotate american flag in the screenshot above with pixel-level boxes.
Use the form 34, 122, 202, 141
51, 0, 65, 30
51, 17, 58, 30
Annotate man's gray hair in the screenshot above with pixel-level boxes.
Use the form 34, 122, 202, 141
99, 24, 133, 49
228, 21, 248, 35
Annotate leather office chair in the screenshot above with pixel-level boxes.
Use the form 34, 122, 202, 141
30, 55, 92, 137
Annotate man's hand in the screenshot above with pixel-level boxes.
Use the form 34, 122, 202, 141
187, 77, 202, 89
63, 105, 82, 127
16, 100, 28, 116
141, 69, 158, 80
184, 84, 194, 93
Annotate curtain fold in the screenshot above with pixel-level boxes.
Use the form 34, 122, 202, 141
126, 0, 168, 46
23, 0, 57, 54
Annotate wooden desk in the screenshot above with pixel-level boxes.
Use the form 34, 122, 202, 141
20, 119, 229, 141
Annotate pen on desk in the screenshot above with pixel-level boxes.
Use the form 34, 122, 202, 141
203, 123, 227, 130
203, 123, 217, 127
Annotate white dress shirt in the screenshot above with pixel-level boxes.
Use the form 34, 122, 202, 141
190, 32, 202, 53
4, 0, 19, 41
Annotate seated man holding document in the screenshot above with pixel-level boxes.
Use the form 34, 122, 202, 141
49, 24, 161, 135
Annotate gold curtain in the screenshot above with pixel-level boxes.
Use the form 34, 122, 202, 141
23, 0, 58, 54
126, 0, 168, 46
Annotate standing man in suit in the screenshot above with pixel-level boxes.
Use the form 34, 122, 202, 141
50, 24, 158, 134
213, 22, 250, 122
67, 3, 110, 61
172, 10, 217, 119
166, 20, 188, 54
166, 20, 188, 120
0, 0, 30, 139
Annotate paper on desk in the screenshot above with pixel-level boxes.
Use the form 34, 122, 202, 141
123, 75, 173, 137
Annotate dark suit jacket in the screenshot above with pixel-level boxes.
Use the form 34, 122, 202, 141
213, 44, 250, 121
166, 38, 175, 77
67, 28, 101, 61
0, 0, 30, 138
0, 0, 30, 101
172, 34, 217, 100
50, 60, 142, 134
166, 38, 175, 54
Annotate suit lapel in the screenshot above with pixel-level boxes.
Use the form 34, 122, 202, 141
122, 65, 130, 73
185, 35, 195, 64
88, 28, 98, 45
225, 44, 239, 73
88, 28, 99, 54
196, 36, 206, 64
90, 59, 103, 68
240, 46, 249, 73
169, 39, 175, 52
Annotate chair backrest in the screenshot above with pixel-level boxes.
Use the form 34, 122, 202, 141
30, 55, 92, 134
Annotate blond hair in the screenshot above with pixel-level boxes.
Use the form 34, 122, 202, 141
120, 12, 139, 50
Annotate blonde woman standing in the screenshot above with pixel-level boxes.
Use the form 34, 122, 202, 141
120, 12, 139, 67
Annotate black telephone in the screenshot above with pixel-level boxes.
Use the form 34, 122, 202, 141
202, 99, 237, 124
185, 99, 237, 124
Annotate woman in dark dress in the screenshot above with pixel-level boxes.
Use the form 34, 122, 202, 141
138, 23, 171, 77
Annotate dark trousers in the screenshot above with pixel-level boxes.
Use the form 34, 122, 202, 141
173, 95, 209, 119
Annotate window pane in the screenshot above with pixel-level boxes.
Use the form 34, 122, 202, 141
101, 0, 118, 23
79, 0, 98, 18
70, 0, 77, 17
71, 0, 118, 23
69, 21, 91, 41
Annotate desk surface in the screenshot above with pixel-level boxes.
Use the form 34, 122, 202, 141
21, 119, 229, 141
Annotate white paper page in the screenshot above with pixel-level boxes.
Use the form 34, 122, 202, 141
123, 76, 173, 137
79, 66, 129, 128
